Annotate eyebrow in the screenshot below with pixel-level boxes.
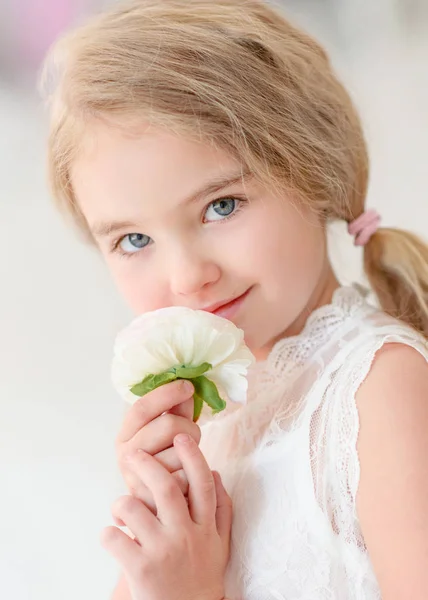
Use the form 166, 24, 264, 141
91, 168, 252, 239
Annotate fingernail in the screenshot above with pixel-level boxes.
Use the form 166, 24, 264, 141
181, 380, 194, 394
175, 433, 193, 445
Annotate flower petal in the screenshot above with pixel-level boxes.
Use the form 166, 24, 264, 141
111, 306, 256, 408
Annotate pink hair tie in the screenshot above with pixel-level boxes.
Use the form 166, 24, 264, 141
347, 209, 381, 247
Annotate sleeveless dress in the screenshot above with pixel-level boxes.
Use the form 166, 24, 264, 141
199, 285, 428, 600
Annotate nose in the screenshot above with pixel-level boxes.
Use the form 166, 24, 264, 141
167, 245, 221, 297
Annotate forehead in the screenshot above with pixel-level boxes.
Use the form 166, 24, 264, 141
71, 122, 243, 223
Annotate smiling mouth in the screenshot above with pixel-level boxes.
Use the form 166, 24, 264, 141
202, 288, 252, 317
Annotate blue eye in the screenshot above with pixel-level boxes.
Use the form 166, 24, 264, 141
204, 198, 238, 222
119, 233, 152, 254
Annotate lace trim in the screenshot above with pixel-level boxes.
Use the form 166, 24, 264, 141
249, 286, 375, 396
201, 286, 375, 426
268, 286, 371, 361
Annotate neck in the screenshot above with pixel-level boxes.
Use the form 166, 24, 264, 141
254, 265, 340, 362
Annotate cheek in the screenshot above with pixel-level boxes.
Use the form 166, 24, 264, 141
273, 216, 327, 293
231, 203, 328, 330
105, 258, 167, 314
280, 220, 326, 278
229, 204, 326, 280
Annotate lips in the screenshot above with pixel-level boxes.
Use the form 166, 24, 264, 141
202, 288, 251, 318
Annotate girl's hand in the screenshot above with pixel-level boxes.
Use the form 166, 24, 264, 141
116, 380, 200, 513
102, 433, 232, 600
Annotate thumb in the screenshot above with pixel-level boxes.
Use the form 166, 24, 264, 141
213, 471, 233, 551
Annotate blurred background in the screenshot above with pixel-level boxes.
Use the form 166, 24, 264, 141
0, 1, 427, 598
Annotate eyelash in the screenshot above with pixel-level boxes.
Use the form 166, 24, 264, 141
203, 194, 247, 224
110, 195, 248, 259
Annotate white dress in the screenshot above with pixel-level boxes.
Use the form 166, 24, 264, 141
199, 286, 428, 600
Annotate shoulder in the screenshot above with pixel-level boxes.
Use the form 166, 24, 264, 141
356, 341, 428, 414
355, 343, 428, 599
356, 342, 428, 432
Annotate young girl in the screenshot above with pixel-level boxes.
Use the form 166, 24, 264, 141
41, 1, 428, 598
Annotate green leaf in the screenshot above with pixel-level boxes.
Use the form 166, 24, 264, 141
175, 363, 212, 379
130, 371, 177, 397
193, 393, 204, 422
192, 376, 226, 414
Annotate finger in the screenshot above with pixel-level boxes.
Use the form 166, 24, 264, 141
167, 396, 195, 420
154, 445, 182, 472
155, 442, 202, 475
212, 471, 233, 552
127, 450, 189, 526
122, 414, 201, 458
172, 468, 189, 495
174, 434, 216, 527
117, 380, 194, 443
100, 526, 142, 576
125, 471, 156, 513
126, 469, 189, 514
111, 495, 159, 542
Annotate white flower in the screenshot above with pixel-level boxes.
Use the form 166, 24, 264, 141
111, 307, 255, 412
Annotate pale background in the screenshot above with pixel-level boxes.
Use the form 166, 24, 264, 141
0, 1, 427, 598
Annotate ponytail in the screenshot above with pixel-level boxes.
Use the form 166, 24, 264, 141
364, 228, 428, 337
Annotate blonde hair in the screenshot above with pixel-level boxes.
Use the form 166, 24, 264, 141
41, 0, 428, 337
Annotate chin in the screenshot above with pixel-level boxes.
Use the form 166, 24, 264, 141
242, 329, 270, 359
